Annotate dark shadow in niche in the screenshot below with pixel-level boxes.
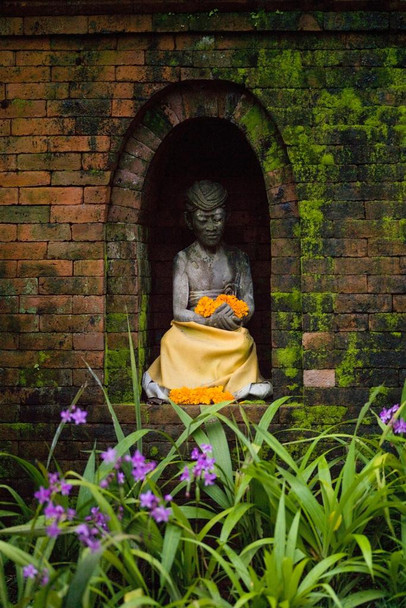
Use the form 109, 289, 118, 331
143, 117, 271, 380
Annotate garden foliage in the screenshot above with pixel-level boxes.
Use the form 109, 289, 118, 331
0, 340, 406, 607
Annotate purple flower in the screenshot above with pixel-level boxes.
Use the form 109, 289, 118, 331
66, 508, 76, 520
76, 523, 91, 537
180, 466, 191, 482
203, 471, 217, 486
201, 444, 213, 454
179, 444, 217, 490
101, 447, 117, 463
41, 569, 49, 586
76, 520, 104, 553
130, 450, 156, 482
140, 490, 158, 509
117, 471, 125, 485
23, 564, 38, 579
44, 502, 64, 521
34, 486, 51, 504
71, 407, 87, 425
60, 481, 72, 496
46, 521, 61, 538
394, 418, 406, 434
164, 494, 173, 502
151, 506, 171, 523
379, 404, 400, 424
60, 409, 72, 422
87, 507, 109, 531
48, 472, 60, 487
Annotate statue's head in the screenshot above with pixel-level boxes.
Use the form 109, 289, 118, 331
185, 180, 228, 249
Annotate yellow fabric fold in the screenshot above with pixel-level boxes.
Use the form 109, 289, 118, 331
146, 320, 262, 396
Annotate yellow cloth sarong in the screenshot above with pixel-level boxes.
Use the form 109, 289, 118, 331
146, 320, 262, 396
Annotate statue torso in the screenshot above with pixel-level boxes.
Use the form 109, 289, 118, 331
176, 241, 248, 309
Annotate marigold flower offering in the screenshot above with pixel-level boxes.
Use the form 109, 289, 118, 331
169, 385, 235, 405
195, 293, 249, 319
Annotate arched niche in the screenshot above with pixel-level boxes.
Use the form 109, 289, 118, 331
106, 80, 301, 402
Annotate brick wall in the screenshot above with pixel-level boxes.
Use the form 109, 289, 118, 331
0, 7, 405, 484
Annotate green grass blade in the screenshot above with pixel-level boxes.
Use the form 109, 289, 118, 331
85, 361, 125, 444
219, 503, 253, 544
76, 444, 96, 515
297, 553, 346, 596
0, 554, 9, 608
341, 589, 387, 608
274, 486, 286, 576
46, 384, 86, 470
401, 377, 406, 407
204, 417, 233, 489
351, 534, 373, 576
160, 523, 182, 593
127, 315, 142, 452
62, 549, 102, 608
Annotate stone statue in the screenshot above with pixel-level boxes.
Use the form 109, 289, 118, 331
142, 180, 272, 401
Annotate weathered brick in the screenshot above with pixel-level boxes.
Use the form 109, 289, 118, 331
47, 99, 112, 117
0, 205, 49, 223
0, 100, 45, 119
19, 295, 72, 314
0, 188, 18, 205
18, 260, 72, 277
39, 276, 104, 295
0, 136, 48, 154
337, 276, 368, 293
0, 277, 38, 294
72, 295, 104, 314
51, 171, 111, 187
17, 153, 81, 171
24, 16, 88, 35
0, 66, 49, 82
334, 294, 392, 313
83, 186, 110, 204
19, 332, 72, 349
74, 260, 104, 276
0, 152, 15, 168
0, 171, 50, 187
0, 224, 17, 241
0, 261, 17, 278
73, 333, 104, 350
6, 82, 69, 99
50, 204, 106, 223
0, 296, 18, 312
88, 14, 152, 34
368, 275, 406, 294
48, 136, 110, 152
0, 242, 47, 259
0, 314, 38, 332
394, 296, 406, 312
39, 313, 103, 332
0, 333, 19, 349
71, 223, 104, 241
52, 66, 115, 82
333, 257, 400, 275
303, 370, 335, 388
18, 223, 71, 241
16, 50, 77, 66
12, 118, 75, 136
47, 241, 103, 260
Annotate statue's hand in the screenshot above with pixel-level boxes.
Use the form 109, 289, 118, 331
209, 302, 241, 331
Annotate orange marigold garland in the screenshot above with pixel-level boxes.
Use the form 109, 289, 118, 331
195, 294, 249, 319
169, 386, 235, 405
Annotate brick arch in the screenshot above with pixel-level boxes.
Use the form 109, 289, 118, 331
106, 80, 301, 402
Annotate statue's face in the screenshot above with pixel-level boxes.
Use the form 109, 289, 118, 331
189, 207, 226, 249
